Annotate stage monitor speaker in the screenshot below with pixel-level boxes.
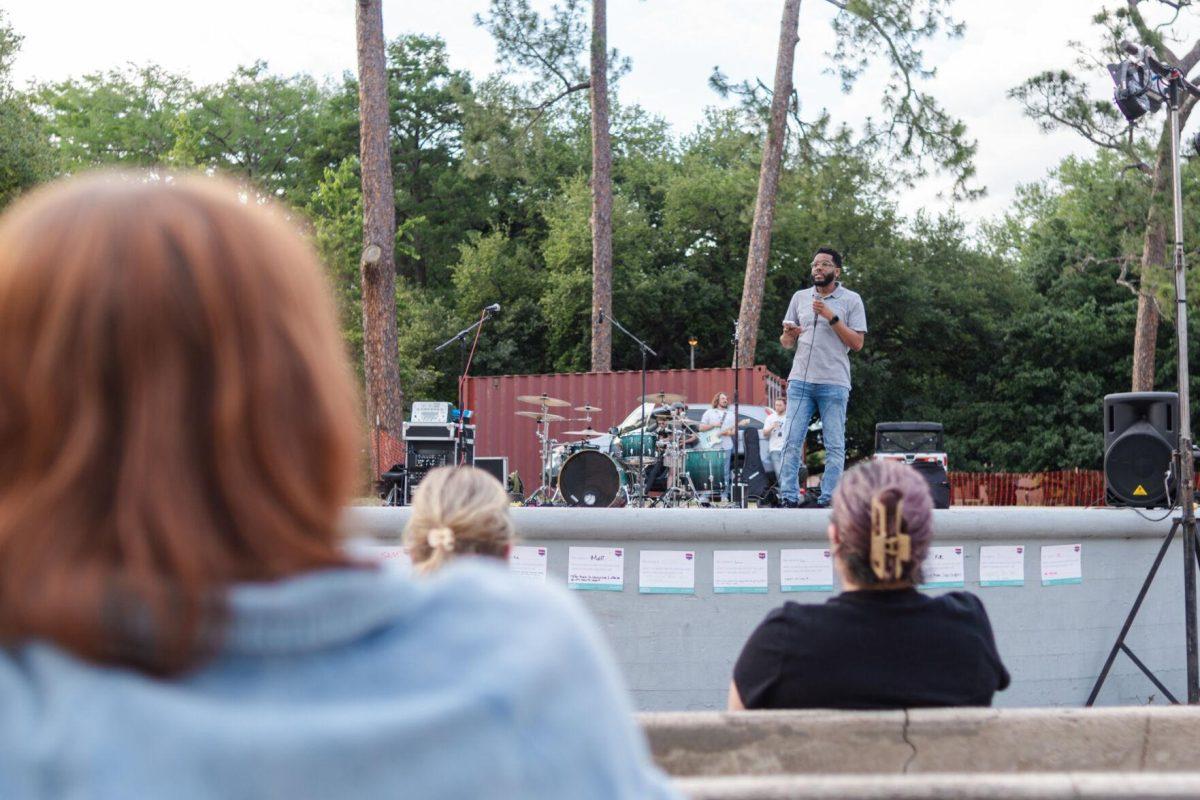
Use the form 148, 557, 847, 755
1103, 391, 1178, 508
474, 456, 508, 487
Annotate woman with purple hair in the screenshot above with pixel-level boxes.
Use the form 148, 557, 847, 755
729, 460, 1010, 710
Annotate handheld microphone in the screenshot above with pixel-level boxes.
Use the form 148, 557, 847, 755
484, 303, 501, 314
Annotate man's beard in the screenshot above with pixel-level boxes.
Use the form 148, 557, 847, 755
812, 272, 835, 287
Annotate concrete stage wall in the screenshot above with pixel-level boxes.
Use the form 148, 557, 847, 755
343, 506, 1192, 712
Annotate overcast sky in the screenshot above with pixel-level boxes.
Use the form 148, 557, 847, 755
6, 1, 1195, 228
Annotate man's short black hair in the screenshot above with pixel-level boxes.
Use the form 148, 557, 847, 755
815, 247, 842, 269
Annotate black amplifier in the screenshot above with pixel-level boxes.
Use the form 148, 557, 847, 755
405, 437, 475, 504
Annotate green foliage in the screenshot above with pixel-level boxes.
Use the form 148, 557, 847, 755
0, 12, 53, 207
35, 65, 194, 168
5, 12, 1175, 474
182, 63, 330, 203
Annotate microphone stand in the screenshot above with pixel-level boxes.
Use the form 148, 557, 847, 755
434, 306, 498, 465
604, 311, 656, 507
732, 323, 746, 508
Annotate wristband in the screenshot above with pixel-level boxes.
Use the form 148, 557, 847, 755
829, 315, 840, 326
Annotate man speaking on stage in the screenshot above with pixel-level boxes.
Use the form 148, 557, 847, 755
777, 247, 867, 508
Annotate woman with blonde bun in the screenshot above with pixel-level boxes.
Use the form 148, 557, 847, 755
729, 460, 1010, 710
406, 465, 514, 574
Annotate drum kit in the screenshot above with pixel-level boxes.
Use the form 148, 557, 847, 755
514, 391, 729, 508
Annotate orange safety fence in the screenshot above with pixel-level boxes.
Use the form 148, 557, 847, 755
949, 470, 1109, 507
374, 427, 406, 477
945, 469, 1190, 507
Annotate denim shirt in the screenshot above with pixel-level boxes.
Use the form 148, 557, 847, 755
0, 561, 679, 800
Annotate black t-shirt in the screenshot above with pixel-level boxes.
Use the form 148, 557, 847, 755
733, 589, 1010, 710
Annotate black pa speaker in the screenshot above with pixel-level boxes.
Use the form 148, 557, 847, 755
911, 461, 950, 509
1103, 392, 1178, 507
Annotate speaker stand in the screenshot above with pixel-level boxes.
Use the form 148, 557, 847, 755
1086, 507, 1200, 705
1088, 68, 1200, 706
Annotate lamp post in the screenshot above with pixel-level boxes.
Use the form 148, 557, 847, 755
688, 336, 697, 370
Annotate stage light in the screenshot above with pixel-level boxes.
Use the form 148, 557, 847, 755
1107, 60, 1162, 122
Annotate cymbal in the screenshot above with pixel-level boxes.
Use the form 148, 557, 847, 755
640, 391, 685, 405
517, 393, 571, 408
562, 428, 604, 436
574, 404, 603, 413
515, 410, 566, 422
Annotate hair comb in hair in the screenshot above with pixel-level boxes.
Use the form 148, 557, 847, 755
869, 496, 910, 581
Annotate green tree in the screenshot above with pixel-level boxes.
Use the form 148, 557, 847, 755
182, 63, 329, 203
35, 65, 193, 168
0, 13, 53, 208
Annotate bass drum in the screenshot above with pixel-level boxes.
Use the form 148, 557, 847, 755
558, 449, 628, 507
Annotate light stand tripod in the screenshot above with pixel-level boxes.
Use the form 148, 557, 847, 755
1089, 43, 1200, 705
602, 310, 656, 507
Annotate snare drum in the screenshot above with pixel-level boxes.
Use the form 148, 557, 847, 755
558, 449, 629, 507
685, 449, 727, 494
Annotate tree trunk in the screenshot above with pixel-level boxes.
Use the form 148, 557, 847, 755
355, 0, 404, 474
1132, 96, 1198, 391
1132, 219, 1164, 392
734, 0, 802, 366
589, 0, 614, 372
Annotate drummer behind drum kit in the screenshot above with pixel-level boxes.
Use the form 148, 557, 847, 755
515, 391, 732, 508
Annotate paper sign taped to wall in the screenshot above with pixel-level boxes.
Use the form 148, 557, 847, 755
1041, 544, 1083, 586
920, 545, 965, 589
568, 546, 624, 591
979, 545, 1025, 587
639, 550, 696, 594
780, 548, 833, 592
509, 545, 548, 584
714, 550, 769, 594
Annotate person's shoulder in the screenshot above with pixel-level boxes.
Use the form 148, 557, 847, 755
840, 286, 865, 303
931, 590, 990, 620
766, 600, 830, 628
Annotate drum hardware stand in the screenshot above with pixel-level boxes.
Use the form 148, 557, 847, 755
601, 310, 657, 507
657, 412, 699, 507
524, 402, 560, 506
434, 304, 499, 465
1089, 45, 1200, 705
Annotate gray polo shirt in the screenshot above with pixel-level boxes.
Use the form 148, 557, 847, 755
783, 282, 867, 388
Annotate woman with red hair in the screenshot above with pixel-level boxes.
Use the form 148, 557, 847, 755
0, 173, 676, 800
729, 460, 1010, 710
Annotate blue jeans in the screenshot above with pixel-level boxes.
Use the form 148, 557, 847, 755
779, 380, 849, 504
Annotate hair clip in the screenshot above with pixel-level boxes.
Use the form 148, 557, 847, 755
426, 526, 455, 552
869, 496, 910, 581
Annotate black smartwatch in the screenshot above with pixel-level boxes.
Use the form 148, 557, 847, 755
829, 314, 840, 327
